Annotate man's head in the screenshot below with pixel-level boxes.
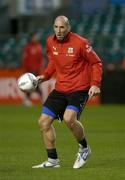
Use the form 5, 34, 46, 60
53, 15, 71, 41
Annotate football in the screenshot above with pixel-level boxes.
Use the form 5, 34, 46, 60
18, 73, 38, 92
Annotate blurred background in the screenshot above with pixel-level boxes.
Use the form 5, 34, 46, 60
0, 0, 125, 105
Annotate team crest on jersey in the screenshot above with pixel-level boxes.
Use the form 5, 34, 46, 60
68, 47, 74, 54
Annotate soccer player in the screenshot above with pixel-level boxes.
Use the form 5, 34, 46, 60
32, 16, 102, 169
22, 32, 44, 106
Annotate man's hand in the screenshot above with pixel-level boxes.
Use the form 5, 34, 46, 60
36, 75, 45, 84
88, 85, 100, 100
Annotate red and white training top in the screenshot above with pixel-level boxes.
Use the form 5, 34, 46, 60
43, 32, 102, 93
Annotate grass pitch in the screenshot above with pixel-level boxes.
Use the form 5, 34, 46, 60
0, 104, 125, 180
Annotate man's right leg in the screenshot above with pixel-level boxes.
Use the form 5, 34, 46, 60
39, 114, 55, 149
32, 114, 60, 168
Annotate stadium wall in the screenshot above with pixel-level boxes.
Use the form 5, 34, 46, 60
0, 69, 100, 105
101, 70, 125, 103
0, 69, 55, 104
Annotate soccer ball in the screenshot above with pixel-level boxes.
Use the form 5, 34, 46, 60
18, 73, 38, 92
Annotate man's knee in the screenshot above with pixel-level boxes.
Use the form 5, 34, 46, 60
63, 114, 71, 124
63, 114, 75, 129
38, 115, 52, 132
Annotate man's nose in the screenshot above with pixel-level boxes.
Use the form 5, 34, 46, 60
57, 27, 61, 33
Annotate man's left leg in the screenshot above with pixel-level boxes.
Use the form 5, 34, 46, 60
63, 109, 91, 169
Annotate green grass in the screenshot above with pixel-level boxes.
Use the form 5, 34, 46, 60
0, 105, 125, 180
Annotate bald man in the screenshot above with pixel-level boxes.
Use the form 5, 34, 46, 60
32, 15, 102, 169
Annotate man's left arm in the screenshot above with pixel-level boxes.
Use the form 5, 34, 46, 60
83, 40, 103, 99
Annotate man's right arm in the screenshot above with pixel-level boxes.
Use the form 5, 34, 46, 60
37, 37, 56, 83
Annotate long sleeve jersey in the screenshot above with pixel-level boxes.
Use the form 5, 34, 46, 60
43, 32, 102, 93
22, 42, 44, 75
